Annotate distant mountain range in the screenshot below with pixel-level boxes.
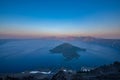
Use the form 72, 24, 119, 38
54, 36, 120, 50
75, 36, 120, 50
0, 36, 120, 50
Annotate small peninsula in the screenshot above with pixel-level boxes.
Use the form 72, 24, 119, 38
50, 43, 86, 60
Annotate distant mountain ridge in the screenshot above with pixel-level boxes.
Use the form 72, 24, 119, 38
75, 37, 120, 50
0, 36, 119, 50
56, 36, 120, 50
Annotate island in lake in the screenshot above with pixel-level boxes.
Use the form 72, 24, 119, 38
50, 43, 86, 60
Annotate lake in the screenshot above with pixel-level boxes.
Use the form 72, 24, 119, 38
0, 39, 120, 73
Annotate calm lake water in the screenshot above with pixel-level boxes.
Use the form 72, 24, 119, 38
0, 39, 120, 73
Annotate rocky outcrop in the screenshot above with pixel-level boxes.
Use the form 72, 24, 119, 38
51, 71, 67, 80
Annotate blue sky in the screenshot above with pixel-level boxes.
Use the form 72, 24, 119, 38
0, 0, 120, 39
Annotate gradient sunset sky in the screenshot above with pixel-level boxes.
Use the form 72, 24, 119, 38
0, 0, 120, 39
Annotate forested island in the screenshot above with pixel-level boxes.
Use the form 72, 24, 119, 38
50, 43, 86, 60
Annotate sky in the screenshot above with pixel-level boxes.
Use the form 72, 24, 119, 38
0, 0, 120, 39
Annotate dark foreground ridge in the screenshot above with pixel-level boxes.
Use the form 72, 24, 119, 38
50, 43, 86, 60
0, 61, 120, 80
